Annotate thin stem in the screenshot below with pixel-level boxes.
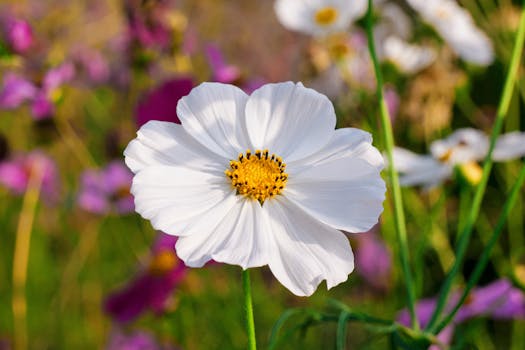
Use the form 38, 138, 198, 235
365, 0, 418, 329
434, 161, 525, 334
12, 160, 45, 350
425, 6, 525, 333
242, 269, 257, 350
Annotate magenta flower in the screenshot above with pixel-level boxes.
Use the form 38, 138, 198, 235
0, 73, 37, 109
106, 328, 180, 350
77, 161, 134, 215
73, 48, 110, 84
205, 44, 241, 84
135, 78, 193, 127
458, 278, 525, 321
104, 233, 187, 323
397, 278, 525, 348
124, 0, 172, 49
204, 44, 264, 94
0, 151, 59, 202
353, 227, 392, 290
4, 18, 33, 54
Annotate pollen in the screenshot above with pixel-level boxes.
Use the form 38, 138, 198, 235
314, 7, 339, 26
149, 250, 178, 275
225, 149, 288, 204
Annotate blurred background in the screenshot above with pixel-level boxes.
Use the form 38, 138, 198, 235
0, 0, 524, 349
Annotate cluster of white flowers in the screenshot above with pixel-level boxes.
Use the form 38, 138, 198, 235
125, 82, 386, 296
393, 129, 525, 188
407, 0, 494, 65
274, 0, 494, 70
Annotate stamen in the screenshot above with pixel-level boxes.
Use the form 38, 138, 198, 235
225, 149, 288, 204
314, 7, 338, 26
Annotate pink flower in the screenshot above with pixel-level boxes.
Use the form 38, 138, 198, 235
104, 233, 187, 323
0, 73, 37, 109
135, 78, 193, 127
4, 18, 33, 54
77, 161, 134, 215
0, 151, 60, 202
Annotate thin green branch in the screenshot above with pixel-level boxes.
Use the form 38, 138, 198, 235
364, 0, 418, 329
425, 5, 525, 333
434, 161, 525, 334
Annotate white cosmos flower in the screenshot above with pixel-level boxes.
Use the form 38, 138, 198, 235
382, 36, 436, 74
393, 128, 525, 188
374, 3, 436, 74
407, 0, 494, 65
124, 82, 386, 296
274, 0, 367, 37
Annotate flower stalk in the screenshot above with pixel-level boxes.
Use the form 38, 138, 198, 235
365, 0, 418, 329
243, 269, 257, 350
425, 5, 525, 333
12, 160, 45, 350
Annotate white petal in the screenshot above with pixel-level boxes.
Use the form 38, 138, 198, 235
176, 198, 271, 268
131, 165, 236, 236
265, 197, 354, 296
288, 128, 383, 172
124, 120, 227, 174
274, 0, 365, 36
285, 129, 385, 233
392, 147, 451, 187
493, 132, 525, 161
430, 128, 489, 164
409, 0, 494, 65
176, 82, 250, 158
383, 36, 436, 74
245, 82, 335, 162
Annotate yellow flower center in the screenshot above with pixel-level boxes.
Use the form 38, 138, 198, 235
149, 250, 178, 275
314, 7, 339, 26
225, 149, 288, 204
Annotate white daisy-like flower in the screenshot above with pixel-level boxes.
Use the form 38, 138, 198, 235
124, 82, 386, 296
393, 128, 525, 188
407, 0, 494, 65
274, 0, 367, 37
382, 36, 437, 74
374, 3, 436, 74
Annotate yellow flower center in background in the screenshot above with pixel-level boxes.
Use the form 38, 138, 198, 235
225, 149, 288, 203
149, 250, 178, 275
314, 7, 339, 26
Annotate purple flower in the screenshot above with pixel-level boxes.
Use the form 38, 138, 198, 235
77, 161, 134, 215
42, 62, 75, 92
135, 78, 193, 127
106, 328, 180, 350
204, 44, 264, 94
397, 278, 525, 348
458, 278, 525, 321
397, 298, 456, 350
104, 233, 187, 323
31, 92, 55, 120
353, 228, 392, 290
74, 49, 110, 84
0, 151, 59, 202
124, 0, 172, 49
205, 44, 241, 84
0, 73, 37, 109
4, 18, 33, 54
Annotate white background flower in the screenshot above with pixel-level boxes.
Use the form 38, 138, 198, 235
274, 0, 367, 37
407, 0, 494, 65
125, 82, 385, 296
393, 128, 525, 188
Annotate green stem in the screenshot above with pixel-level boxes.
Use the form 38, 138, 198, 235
425, 6, 525, 333
434, 161, 525, 334
242, 269, 257, 350
365, 0, 418, 329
